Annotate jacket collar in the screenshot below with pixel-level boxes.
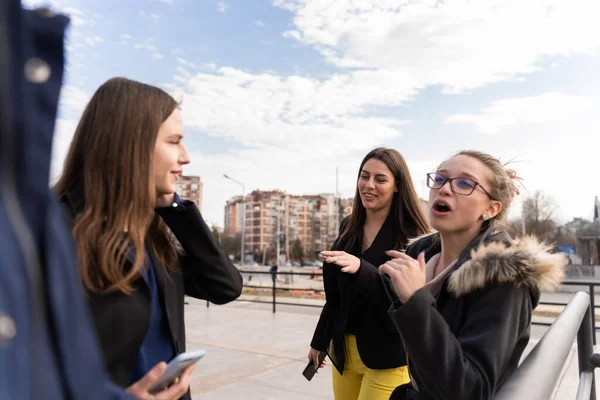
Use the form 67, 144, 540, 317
361, 212, 397, 261
407, 224, 566, 297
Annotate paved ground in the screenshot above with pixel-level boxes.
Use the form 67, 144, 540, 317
183, 295, 598, 399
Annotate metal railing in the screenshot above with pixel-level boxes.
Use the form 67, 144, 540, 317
236, 270, 324, 313
234, 270, 600, 345
495, 291, 597, 400
534, 279, 599, 345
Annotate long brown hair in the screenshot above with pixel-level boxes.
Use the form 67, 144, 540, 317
55, 77, 179, 295
339, 147, 430, 252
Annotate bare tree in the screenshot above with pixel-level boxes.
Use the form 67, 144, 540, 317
522, 190, 558, 241
291, 238, 304, 262
210, 224, 222, 243
221, 233, 241, 259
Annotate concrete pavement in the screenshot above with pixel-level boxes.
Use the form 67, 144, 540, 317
183, 296, 597, 399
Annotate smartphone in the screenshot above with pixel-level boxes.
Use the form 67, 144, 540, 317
148, 350, 206, 394
302, 351, 327, 381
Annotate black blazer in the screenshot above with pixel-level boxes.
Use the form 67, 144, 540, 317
61, 190, 243, 399
311, 215, 407, 374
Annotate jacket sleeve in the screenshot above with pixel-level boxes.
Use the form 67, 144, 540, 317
156, 201, 243, 304
310, 257, 338, 350
388, 284, 532, 400
310, 302, 331, 351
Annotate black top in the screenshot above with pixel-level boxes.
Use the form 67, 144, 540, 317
311, 215, 408, 373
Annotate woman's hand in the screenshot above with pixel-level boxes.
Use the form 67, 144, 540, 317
126, 361, 196, 400
379, 251, 426, 303
307, 347, 327, 373
320, 251, 361, 274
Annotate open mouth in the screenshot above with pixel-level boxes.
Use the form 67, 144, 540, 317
432, 200, 451, 213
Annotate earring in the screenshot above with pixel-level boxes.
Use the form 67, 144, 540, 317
482, 214, 489, 221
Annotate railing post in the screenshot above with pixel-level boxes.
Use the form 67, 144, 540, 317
272, 272, 276, 313
577, 300, 596, 400
590, 284, 596, 345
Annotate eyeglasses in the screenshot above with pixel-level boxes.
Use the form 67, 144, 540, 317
426, 173, 496, 200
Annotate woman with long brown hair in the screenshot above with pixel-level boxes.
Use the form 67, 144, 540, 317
308, 147, 430, 400
55, 77, 243, 400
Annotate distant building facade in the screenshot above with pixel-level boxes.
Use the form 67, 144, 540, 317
176, 175, 202, 210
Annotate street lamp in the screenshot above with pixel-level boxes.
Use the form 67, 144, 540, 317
224, 174, 245, 265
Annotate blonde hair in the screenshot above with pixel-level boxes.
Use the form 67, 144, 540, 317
455, 150, 521, 223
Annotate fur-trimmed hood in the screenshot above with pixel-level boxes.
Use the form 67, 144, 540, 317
402, 228, 566, 302
447, 235, 566, 297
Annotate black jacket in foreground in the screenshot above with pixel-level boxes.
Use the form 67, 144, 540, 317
384, 225, 566, 400
62, 190, 243, 399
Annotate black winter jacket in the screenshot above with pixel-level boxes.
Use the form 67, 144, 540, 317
385, 226, 565, 400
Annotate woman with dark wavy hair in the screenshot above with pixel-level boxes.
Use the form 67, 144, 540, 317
308, 147, 430, 400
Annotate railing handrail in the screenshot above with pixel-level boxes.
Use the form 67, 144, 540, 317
238, 269, 600, 283
495, 291, 594, 400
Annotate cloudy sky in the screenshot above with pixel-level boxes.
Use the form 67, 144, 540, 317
25, 0, 600, 227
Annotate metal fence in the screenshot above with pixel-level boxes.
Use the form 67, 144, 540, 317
495, 292, 596, 400
535, 279, 599, 345
234, 269, 600, 343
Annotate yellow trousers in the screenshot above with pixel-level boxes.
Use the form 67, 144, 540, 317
332, 335, 409, 400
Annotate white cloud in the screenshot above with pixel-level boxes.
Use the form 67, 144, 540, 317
58, 85, 91, 115
121, 34, 134, 40
62, 7, 87, 25
254, 20, 265, 27
166, 0, 600, 225
275, 0, 600, 92
139, 10, 161, 21
135, 43, 157, 51
133, 38, 164, 60
175, 66, 192, 78
50, 119, 79, 185
166, 67, 411, 225
21, 0, 61, 10
217, 1, 231, 12
159, 0, 174, 4
176, 57, 200, 69
445, 92, 591, 135
84, 35, 104, 47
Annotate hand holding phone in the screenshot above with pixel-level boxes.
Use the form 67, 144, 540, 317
147, 350, 206, 394
302, 350, 327, 381
126, 360, 196, 400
